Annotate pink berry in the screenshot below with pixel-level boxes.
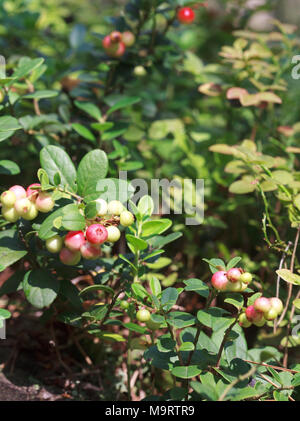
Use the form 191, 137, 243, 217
35, 192, 55, 213
211, 271, 228, 291
102, 35, 112, 49
254, 297, 271, 313
226, 267, 242, 283
64, 231, 86, 251
80, 242, 102, 260
86, 224, 108, 245
59, 247, 81, 266
9, 185, 26, 200
26, 183, 41, 201
245, 305, 263, 323
122, 31, 135, 47
107, 41, 126, 58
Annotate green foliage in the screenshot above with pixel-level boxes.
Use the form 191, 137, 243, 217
0, 0, 299, 402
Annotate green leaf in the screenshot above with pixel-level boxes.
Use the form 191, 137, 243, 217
92, 178, 134, 204
179, 342, 195, 352
77, 149, 108, 197
276, 269, 300, 285
0, 309, 11, 321
91, 122, 114, 132
267, 367, 283, 386
123, 322, 147, 334
292, 373, 300, 387
0, 116, 22, 132
72, 123, 96, 142
102, 128, 127, 141
157, 335, 176, 352
79, 284, 114, 296
119, 254, 137, 271
0, 131, 14, 142
167, 312, 196, 329
183, 278, 209, 298
229, 180, 256, 194
0, 230, 27, 270
149, 276, 161, 297
161, 287, 178, 311
59, 280, 82, 310
11, 57, 44, 80
84, 201, 98, 219
142, 219, 172, 237
224, 293, 244, 310
226, 256, 242, 270
142, 250, 165, 262
293, 299, 300, 309
22, 269, 60, 309
203, 258, 226, 274
61, 206, 86, 231
138, 196, 154, 217
148, 232, 183, 249
271, 170, 294, 185
40, 145, 77, 193
84, 305, 108, 322
107, 96, 141, 115
131, 283, 150, 301
74, 101, 102, 120
273, 391, 289, 401
126, 234, 148, 252
22, 90, 58, 99
172, 365, 202, 379
197, 307, 230, 329
100, 333, 126, 342
225, 325, 248, 363
0, 160, 20, 175
38, 204, 77, 240
145, 257, 171, 270
247, 292, 262, 307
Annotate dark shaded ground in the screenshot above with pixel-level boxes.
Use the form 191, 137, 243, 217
0, 310, 124, 401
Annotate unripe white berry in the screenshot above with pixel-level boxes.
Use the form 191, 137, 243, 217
107, 200, 124, 216
95, 198, 108, 216
106, 225, 121, 242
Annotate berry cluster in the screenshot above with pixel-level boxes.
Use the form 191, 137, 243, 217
102, 30, 135, 58
239, 297, 284, 328
211, 268, 253, 292
46, 200, 135, 265
1, 183, 54, 223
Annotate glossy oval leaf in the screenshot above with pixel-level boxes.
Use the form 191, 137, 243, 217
40, 145, 77, 193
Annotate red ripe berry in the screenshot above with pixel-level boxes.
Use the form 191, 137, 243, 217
254, 297, 271, 313
102, 35, 112, 49
211, 271, 228, 291
86, 224, 108, 245
226, 267, 242, 283
80, 241, 102, 260
245, 305, 263, 323
108, 41, 126, 58
64, 231, 86, 251
177, 7, 195, 24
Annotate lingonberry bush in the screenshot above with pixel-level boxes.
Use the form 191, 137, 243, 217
0, 0, 300, 402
